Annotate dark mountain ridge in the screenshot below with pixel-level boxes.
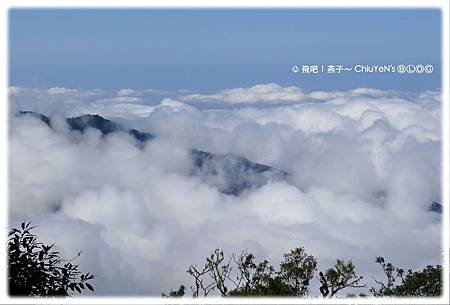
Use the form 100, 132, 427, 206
16, 111, 288, 195
15, 111, 441, 212
18, 111, 155, 143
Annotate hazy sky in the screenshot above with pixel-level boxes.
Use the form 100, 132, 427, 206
9, 9, 441, 91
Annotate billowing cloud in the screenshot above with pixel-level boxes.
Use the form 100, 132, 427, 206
8, 84, 442, 296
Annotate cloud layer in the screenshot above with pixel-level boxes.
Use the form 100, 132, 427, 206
9, 84, 442, 296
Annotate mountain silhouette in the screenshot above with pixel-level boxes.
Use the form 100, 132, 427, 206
17, 111, 288, 195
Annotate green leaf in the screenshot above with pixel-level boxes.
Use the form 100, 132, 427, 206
86, 283, 94, 292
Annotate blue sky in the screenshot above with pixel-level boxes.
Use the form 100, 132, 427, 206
9, 9, 441, 91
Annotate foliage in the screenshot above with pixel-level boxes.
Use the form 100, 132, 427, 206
8, 221, 442, 298
228, 250, 297, 296
182, 247, 320, 297
167, 248, 442, 298
278, 247, 317, 296
162, 285, 185, 297
319, 259, 365, 298
186, 249, 230, 297
370, 256, 441, 297
8, 221, 95, 297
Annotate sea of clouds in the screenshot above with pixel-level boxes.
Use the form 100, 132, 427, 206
8, 83, 442, 296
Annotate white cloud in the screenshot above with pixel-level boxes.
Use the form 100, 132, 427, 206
117, 88, 140, 97
8, 84, 442, 296
47, 87, 80, 95
97, 96, 143, 103
180, 83, 306, 104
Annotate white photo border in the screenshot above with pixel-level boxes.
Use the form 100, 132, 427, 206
0, 0, 448, 304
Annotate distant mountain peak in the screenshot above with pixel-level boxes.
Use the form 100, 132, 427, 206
15, 111, 287, 196
17, 111, 51, 127
429, 201, 442, 214
17, 111, 155, 143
